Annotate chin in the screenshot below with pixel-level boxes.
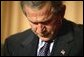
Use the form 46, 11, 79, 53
37, 34, 53, 41
40, 37, 51, 42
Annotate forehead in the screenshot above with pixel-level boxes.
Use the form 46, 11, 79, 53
23, 2, 54, 23
28, 14, 54, 23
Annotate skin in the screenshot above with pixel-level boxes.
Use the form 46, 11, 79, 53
23, 3, 65, 42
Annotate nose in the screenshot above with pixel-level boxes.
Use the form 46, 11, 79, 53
38, 23, 44, 28
37, 23, 45, 31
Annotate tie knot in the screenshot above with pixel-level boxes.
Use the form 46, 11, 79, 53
44, 42, 50, 47
38, 42, 51, 56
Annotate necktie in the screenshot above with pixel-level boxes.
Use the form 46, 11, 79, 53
38, 42, 50, 56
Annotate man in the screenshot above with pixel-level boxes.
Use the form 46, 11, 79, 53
3, 1, 83, 56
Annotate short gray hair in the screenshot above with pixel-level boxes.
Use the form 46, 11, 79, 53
20, 1, 63, 15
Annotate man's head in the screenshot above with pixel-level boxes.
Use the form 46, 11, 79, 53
20, 1, 66, 41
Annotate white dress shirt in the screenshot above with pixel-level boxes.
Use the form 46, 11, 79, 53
37, 39, 54, 56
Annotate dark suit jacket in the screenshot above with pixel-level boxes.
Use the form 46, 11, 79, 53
3, 19, 83, 56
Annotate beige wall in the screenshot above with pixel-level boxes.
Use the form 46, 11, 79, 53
64, 1, 83, 24
1, 1, 83, 44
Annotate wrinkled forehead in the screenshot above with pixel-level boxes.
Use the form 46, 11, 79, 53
28, 14, 53, 23
23, 2, 54, 23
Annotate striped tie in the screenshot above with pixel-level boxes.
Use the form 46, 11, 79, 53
38, 42, 50, 56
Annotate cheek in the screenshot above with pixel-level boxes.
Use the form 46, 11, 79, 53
29, 23, 37, 32
46, 25, 55, 32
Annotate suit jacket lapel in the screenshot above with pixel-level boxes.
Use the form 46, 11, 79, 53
21, 31, 39, 56
51, 32, 73, 56
51, 19, 74, 56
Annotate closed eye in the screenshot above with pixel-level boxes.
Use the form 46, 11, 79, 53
30, 18, 55, 25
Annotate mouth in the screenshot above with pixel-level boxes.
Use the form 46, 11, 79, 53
37, 30, 51, 38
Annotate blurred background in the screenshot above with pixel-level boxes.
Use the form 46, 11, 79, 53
1, 1, 83, 44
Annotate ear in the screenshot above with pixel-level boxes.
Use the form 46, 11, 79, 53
60, 5, 66, 18
56, 5, 66, 21
56, 5, 66, 19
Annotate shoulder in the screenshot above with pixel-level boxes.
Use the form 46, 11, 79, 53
4, 29, 34, 46
62, 19, 83, 43
63, 19, 83, 33
64, 19, 83, 45
62, 19, 83, 56
3, 29, 36, 56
